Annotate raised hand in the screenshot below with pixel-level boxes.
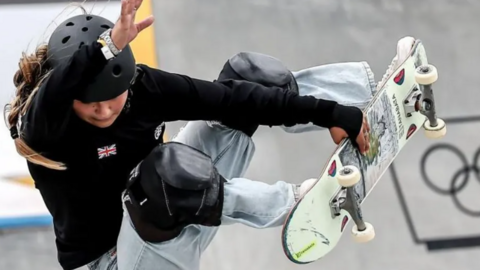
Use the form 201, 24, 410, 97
111, 0, 155, 50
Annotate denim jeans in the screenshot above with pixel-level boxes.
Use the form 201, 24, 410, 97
86, 61, 376, 270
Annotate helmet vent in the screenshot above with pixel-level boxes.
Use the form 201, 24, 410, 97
82, 27, 88, 32
86, 16, 93, 21
112, 65, 122, 77
78, 42, 85, 49
101, 24, 110, 29
66, 22, 74, 26
62, 36, 71, 44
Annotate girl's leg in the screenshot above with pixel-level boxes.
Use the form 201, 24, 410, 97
281, 61, 377, 133
220, 177, 296, 228
170, 122, 304, 230
115, 121, 299, 270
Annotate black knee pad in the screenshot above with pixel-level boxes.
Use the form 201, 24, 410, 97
218, 51, 298, 93
217, 52, 299, 136
124, 142, 225, 243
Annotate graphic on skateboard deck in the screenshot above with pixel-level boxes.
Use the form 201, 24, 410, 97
281, 39, 447, 264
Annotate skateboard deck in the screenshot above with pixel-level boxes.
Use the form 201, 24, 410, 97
281, 39, 447, 264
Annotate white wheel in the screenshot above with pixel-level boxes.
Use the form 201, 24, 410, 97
337, 165, 360, 187
351, 222, 375, 243
424, 118, 447, 139
415, 64, 438, 85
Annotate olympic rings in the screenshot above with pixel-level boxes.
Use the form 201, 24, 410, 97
420, 143, 480, 217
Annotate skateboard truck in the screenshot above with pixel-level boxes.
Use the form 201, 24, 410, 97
329, 165, 375, 243
403, 87, 422, 117
406, 64, 447, 139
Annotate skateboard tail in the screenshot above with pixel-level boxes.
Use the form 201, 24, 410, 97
281, 179, 319, 263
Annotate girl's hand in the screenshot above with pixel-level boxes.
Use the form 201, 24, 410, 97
111, 0, 154, 50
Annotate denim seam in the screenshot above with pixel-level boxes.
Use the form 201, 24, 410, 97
360, 61, 377, 96
229, 206, 292, 218
132, 244, 147, 270
212, 131, 239, 165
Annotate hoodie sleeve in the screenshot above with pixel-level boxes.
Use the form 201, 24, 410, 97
139, 65, 339, 128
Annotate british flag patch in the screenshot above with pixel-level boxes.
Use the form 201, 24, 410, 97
98, 144, 117, 159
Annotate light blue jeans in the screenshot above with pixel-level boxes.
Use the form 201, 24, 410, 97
86, 62, 376, 270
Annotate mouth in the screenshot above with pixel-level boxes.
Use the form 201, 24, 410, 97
93, 117, 112, 122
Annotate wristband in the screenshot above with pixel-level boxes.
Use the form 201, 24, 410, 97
99, 42, 115, 60
99, 28, 122, 56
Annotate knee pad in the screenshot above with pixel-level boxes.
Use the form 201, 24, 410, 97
216, 52, 299, 136
124, 142, 225, 243
218, 51, 299, 94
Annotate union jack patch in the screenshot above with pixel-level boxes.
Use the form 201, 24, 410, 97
98, 144, 117, 159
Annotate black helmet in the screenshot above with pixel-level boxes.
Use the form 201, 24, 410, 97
47, 14, 136, 103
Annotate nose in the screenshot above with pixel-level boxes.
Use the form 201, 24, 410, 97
94, 103, 112, 120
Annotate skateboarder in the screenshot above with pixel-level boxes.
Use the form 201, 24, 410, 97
3, 0, 414, 270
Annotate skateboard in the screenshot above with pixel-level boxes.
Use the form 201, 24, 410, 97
281, 39, 447, 264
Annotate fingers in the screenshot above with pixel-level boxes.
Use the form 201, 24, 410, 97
330, 114, 370, 154
120, 0, 134, 26
135, 15, 155, 33
120, 0, 128, 20
363, 128, 370, 153
356, 122, 370, 154
364, 117, 370, 152
364, 116, 370, 133
135, 0, 143, 10
120, 0, 127, 15
121, 0, 134, 15
356, 131, 367, 154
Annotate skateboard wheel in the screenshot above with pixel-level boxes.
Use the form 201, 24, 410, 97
337, 165, 361, 187
415, 64, 438, 85
424, 118, 446, 139
351, 222, 375, 243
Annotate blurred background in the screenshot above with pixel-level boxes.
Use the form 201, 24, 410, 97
1, 0, 480, 269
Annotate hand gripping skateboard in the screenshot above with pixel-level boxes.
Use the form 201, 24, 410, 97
281, 39, 447, 264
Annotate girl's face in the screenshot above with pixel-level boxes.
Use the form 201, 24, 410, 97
73, 90, 128, 128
